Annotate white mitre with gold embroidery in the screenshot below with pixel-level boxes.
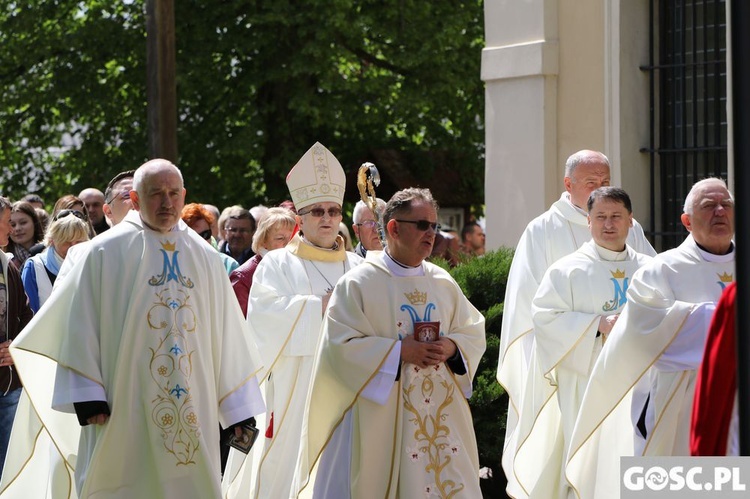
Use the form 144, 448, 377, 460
286, 142, 346, 211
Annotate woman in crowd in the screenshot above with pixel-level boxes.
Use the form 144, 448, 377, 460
181, 202, 239, 274
230, 207, 296, 317
21, 209, 90, 312
52, 194, 95, 238
6, 202, 45, 270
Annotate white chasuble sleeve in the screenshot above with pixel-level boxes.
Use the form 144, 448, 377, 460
532, 266, 599, 378
248, 253, 323, 382
654, 301, 716, 372
359, 341, 401, 405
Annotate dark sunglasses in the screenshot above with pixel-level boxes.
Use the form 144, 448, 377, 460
198, 229, 212, 241
54, 209, 87, 222
395, 219, 441, 232
298, 207, 342, 218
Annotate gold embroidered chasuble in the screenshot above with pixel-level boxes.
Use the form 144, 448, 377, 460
11, 212, 263, 499
294, 252, 486, 498
566, 235, 735, 499
497, 193, 655, 499
513, 241, 652, 498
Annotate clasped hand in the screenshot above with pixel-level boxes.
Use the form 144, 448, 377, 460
400, 335, 457, 369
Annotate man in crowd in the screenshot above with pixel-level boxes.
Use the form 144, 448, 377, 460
351, 198, 385, 258
460, 221, 486, 257
219, 206, 256, 265
102, 170, 135, 227
293, 187, 486, 497
11, 159, 265, 498
566, 177, 735, 499
223, 143, 362, 499
79, 187, 109, 234
497, 149, 655, 498
514, 187, 652, 498
0, 196, 33, 478
20, 194, 45, 211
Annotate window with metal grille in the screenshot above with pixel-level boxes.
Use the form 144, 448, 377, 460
642, 0, 727, 251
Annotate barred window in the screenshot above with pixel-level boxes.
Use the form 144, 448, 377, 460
642, 0, 727, 251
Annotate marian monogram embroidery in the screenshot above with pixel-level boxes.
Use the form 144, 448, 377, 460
602, 269, 629, 312
149, 241, 194, 288
147, 239, 199, 466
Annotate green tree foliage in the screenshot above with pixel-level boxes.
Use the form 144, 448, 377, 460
0, 0, 484, 210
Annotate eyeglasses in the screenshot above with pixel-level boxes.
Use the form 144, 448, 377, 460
105, 191, 131, 204
198, 229, 212, 241
298, 207, 343, 218
394, 219, 441, 232
356, 220, 378, 229
54, 209, 87, 222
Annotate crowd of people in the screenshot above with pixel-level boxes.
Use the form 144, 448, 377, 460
0, 142, 488, 498
0, 144, 736, 499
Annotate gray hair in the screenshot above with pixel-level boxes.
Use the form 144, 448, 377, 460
352, 199, 386, 224
564, 150, 610, 179
683, 178, 733, 215
0, 196, 11, 213
132, 159, 183, 193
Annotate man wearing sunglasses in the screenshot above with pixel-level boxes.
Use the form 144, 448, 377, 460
351, 198, 386, 258
294, 187, 486, 498
11, 159, 264, 498
225, 143, 363, 499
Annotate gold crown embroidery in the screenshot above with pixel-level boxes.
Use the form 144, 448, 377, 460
718, 272, 733, 283
405, 288, 428, 306
160, 240, 176, 252
610, 269, 626, 279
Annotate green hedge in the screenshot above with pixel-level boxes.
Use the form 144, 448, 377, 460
434, 248, 514, 496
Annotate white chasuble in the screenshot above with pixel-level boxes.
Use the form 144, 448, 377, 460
566, 235, 734, 499
497, 193, 655, 498
293, 252, 486, 499
222, 234, 362, 499
11, 211, 264, 499
513, 241, 651, 498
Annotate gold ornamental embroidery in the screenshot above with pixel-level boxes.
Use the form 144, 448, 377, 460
148, 289, 199, 466
403, 364, 464, 498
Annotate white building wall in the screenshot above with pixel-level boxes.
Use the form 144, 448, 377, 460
483, 0, 655, 250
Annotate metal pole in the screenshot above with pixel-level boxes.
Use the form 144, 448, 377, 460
730, 0, 750, 455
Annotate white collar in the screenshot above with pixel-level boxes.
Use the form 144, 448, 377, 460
382, 251, 425, 277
